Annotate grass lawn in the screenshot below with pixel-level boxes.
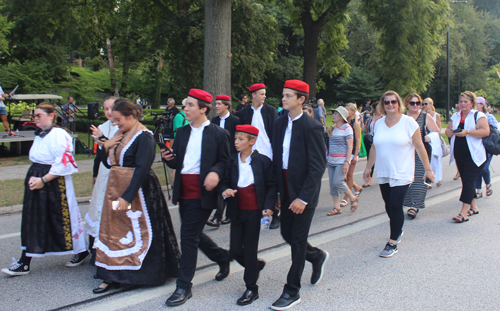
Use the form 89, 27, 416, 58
0, 162, 172, 207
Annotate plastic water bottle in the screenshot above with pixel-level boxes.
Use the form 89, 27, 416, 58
261, 215, 270, 230
15, 129, 19, 134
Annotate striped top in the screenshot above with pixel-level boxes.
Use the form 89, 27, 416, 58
328, 123, 353, 165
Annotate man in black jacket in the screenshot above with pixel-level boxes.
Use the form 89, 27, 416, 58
162, 89, 231, 307
236, 83, 279, 228
270, 80, 329, 311
207, 94, 241, 227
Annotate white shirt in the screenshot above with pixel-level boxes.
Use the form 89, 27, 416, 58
449, 110, 487, 167
181, 120, 210, 174
251, 105, 273, 159
237, 152, 255, 187
0, 86, 4, 108
29, 127, 79, 176
282, 112, 303, 169
373, 115, 419, 187
219, 111, 230, 129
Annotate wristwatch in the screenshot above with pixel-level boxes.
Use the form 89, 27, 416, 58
467, 129, 470, 135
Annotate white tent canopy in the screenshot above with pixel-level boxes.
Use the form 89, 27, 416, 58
11, 94, 63, 100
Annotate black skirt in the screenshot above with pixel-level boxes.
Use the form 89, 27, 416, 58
96, 169, 180, 286
21, 163, 74, 255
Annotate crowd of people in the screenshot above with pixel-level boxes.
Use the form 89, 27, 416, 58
1, 83, 496, 310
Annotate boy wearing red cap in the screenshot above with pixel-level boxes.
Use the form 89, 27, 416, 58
220, 124, 277, 306
270, 80, 329, 310
236, 83, 279, 228
206, 95, 241, 228
162, 89, 231, 307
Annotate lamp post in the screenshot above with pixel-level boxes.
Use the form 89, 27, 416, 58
447, 0, 467, 122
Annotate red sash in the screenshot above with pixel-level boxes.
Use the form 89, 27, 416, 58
237, 184, 259, 210
180, 174, 201, 199
283, 169, 289, 197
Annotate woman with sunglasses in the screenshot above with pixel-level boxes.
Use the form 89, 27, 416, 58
421, 98, 443, 188
2, 103, 88, 276
363, 91, 434, 257
445, 91, 489, 223
404, 94, 440, 219
474, 97, 497, 198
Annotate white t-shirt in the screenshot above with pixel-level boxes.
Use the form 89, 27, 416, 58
373, 115, 419, 186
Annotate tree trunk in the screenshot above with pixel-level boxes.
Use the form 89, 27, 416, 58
152, 56, 163, 109
204, 0, 231, 119
301, 12, 326, 99
106, 37, 119, 97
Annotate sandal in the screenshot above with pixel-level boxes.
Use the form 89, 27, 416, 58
467, 208, 479, 216
354, 188, 363, 197
407, 208, 419, 219
427, 185, 432, 190
340, 199, 348, 207
486, 184, 493, 196
350, 198, 359, 213
452, 214, 469, 223
476, 191, 483, 199
453, 174, 461, 180
436, 181, 442, 187
327, 208, 342, 216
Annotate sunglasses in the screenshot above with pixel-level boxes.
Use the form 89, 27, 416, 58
384, 100, 397, 105
409, 101, 421, 106
422, 102, 429, 106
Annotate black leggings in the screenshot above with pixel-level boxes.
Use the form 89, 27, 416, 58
379, 183, 410, 241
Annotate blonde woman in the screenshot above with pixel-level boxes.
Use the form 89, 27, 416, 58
422, 98, 443, 187
445, 91, 489, 222
363, 91, 434, 257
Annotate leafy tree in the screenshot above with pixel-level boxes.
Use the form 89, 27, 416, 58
360, 0, 449, 95
0, 7, 13, 55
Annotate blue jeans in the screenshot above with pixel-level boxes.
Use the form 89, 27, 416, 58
476, 153, 492, 189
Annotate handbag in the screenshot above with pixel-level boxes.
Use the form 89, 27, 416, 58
440, 136, 450, 157
474, 111, 500, 155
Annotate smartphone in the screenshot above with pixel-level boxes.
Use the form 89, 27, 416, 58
156, 141, 169, 151
112, 200, 131, 210
423, 178, 432, 187
453, 128, 463, 133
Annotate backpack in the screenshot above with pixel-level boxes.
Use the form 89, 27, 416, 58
474, 111, 500, 155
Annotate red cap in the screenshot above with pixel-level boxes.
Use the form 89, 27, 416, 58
249, 83, 266, 93
188, 89, 213, 103
216, 94, 231, 101
284, 80, 309, 93
236, 124, 259, 136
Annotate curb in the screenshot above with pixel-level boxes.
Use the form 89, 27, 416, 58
0, 186, 171, 215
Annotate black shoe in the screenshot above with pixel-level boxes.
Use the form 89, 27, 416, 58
311, 250, 329, 285
221, 218, 231, 225
258, 259, 266, 271
1, 259, 30, 276
165, 287, 193, 307
215, 260, 230, 281
66, 250, 90, 267
269, 216, 280, 229
92, 281, 120, 294
237, 289, 259, 306
271, 292, 301, 310
206, 218, 220, 228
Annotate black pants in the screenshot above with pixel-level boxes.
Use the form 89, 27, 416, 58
213, 195, 228, 220
364, 136, 375, 178
379, 184, 410, 241
177, 199, 230, 290
230, 209, 261, 292
456, 157, 485, 204
280, 196, 322, 295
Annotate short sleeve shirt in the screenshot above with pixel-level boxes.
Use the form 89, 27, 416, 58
327, 124, 353, 166
373, 115, 419, 186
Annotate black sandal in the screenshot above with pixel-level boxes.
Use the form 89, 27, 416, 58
93, 281, 120, 294
407, 208, 419, 219
452, 214, 469, 223
467, 209, 479, 216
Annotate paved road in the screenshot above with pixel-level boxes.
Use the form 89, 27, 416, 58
1, 157, 499, 310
